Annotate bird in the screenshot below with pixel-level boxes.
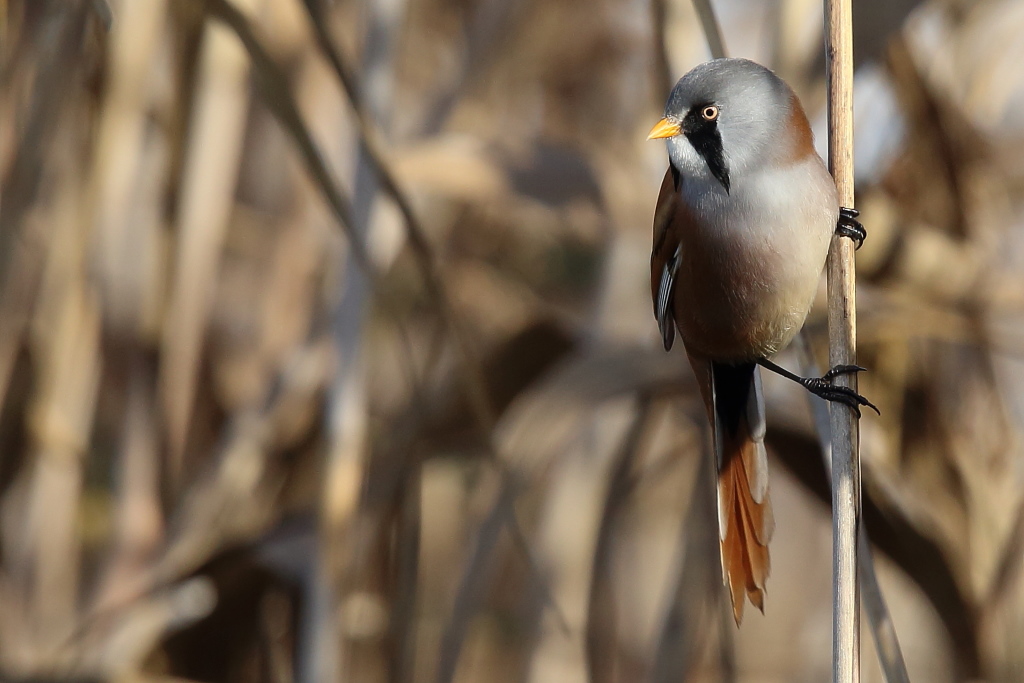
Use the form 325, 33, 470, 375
647, 57, 875, 624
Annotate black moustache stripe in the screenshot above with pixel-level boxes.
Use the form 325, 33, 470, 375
683, 107, 730, 193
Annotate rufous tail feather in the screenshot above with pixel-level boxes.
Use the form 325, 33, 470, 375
711, 362, 775, 624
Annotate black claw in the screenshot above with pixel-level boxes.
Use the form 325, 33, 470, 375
837, 206, 866, 250
822, 364, 867, 381
799, 364, 880, 417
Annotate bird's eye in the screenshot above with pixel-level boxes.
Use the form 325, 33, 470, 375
702, 105, 719, 121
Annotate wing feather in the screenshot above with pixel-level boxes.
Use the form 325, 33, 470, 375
656, 245, 681, 350
651, 167, 683, 351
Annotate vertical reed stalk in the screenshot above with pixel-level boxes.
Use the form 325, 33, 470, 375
796, 337, 909, 683
824, 0, 860, 681
691, 0, 727, 60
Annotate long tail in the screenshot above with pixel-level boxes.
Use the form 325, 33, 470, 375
689, 354, 775, 624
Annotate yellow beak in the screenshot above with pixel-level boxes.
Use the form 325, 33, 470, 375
647, 117, 682, 140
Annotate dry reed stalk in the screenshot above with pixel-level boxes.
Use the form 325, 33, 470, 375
86, 0, 170, 619
160, 0, 261, 490
95, 364, 163, 610
301, 0, 497, 435
690, 0, 726, 60
824, 0, 861, 680
524, 397, 639, 683
204, 0, 487, 440
26, 238, 102, 652
88, 0, 112, 30
796, 337, 909, 683
433, 472, 517, 683
0, 3, 89, 420
314, 1, 407, 679
772, 0, 820, 86
89, 0, 168, 339
650, 432, 723, 683
7, 12, 99, 660
584, 398, 657, 683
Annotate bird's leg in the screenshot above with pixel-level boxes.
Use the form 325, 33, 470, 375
835, 207, 866, 249
757, 358, 879, 417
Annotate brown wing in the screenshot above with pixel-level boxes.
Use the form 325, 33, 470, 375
651, 166, 682, 350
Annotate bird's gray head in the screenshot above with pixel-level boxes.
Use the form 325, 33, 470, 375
648, 58, 802, 194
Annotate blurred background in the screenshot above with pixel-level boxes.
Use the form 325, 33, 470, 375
2, 0, 1024, 681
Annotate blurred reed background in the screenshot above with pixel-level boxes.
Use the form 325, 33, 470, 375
1, 0, 1024, 681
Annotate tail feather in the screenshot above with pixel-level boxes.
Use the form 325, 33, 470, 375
741, 368, 769, 504
711, 361, 775, 624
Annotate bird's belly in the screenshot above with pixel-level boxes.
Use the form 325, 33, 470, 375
675, 208, 832, 362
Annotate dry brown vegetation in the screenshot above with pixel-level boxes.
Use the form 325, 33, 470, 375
1, 0, 1024, 681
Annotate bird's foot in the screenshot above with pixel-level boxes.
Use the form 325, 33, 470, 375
836, 207, 866, 250
799, 364, 879, 417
